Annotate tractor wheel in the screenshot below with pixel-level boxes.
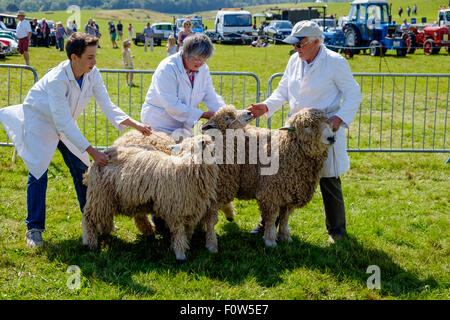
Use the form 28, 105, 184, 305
396, 48, 407, 56
402, 31, 416, 54
424, 39, 434, 55
369, 40, 380, 56
343, 24, 362, 57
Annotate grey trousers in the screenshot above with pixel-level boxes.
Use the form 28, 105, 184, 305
320, 176, 346, 236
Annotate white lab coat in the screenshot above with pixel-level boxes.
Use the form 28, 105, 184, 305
264, 45, 361, 177
141, 52, 224, 134
0, 60, 129, 179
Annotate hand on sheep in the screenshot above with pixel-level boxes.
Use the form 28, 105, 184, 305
247, 103, 268, 119
201, 111, 215, 120
328, 116, 343, 132
86, 146, 109, 166
135, 123, 152, 136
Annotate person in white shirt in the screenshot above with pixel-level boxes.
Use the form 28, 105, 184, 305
0, 33, 152, 248
15, 11, 32, 65
141, 33, 225, 136
248, 21, 362, 243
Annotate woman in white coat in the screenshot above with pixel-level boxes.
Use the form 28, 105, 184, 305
141, 33, 225, 231
141, 33, 225, 137
0, 33, 151, 248
248, 21, 361, 243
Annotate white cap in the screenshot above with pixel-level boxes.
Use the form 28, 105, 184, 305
283, 20, 323, 44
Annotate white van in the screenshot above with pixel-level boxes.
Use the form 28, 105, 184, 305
213, 8, 255, 43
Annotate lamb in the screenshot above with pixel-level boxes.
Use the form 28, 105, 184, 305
201, 107, 336, 247
111, 105, 254, 223
82, 134, 219, 262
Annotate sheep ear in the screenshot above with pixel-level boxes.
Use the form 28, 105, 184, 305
202, 122, 218, 131
279, 125, 295, 132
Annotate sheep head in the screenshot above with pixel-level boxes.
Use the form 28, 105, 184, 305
201, 105, 254, 133
280, 108, 335, 156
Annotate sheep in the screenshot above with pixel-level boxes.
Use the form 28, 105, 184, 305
82, 134, 219, 262
202, 107, 336, 247
112, 105, 254, 223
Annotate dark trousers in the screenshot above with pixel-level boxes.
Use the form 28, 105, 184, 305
26, 141, 88, 230
320, 177, 346, 236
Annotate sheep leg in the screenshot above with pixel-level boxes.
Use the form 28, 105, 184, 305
82, 212, 98, 250
277, 206, 294, 242
204, 209, 219, 253
220, 201, 235, 222
259, 201, 279, 247
168, 224, 189, 263
133, 215, 155, 235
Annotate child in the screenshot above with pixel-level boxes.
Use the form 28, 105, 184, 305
166, 34, 177, 56
122, 40, 136, 86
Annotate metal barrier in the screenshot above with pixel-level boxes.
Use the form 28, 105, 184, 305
267, 72, 450, 153
83, 69, 261, 148
0, 64, 39, 147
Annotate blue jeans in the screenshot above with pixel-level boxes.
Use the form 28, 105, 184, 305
26, 141, 88, 230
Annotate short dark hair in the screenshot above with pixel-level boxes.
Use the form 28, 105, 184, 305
65, 32, 98, 60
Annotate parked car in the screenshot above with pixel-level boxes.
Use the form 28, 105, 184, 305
152, 22, 175, 42
0, 37, 16, 54
0, 21, 16, 35
311, 18, 336, 31
133, 32, 164, 46
263, 20, 293, 44
0, 41, 7, 58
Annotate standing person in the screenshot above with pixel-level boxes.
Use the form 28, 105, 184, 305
398, 6, 403, 18
128, 23, 134, 41
413, 4, 417, 15
93, 20, 101, 48
55, 22, 67, 52
72, 20, 77, 33
117, 21, 123, 41
143, 22, 154, 52
247, 21, 361, 243
407, 6, 411, 17
16, 11, 32, 65
108, 21, 118, 49
0, 32, 152, 248
122, 40, 136, 86
166, 34, 177, 56
140, 33, 225, 231
41, 18, 50, 48
177, 20, 194, 48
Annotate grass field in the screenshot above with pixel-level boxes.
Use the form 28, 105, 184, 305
0, 2, 449, 300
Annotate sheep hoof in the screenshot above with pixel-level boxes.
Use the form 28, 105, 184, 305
206, 245, 218, 253
176, 259, 186, 265
278, 234, 293, 243
264, 239, 277, 247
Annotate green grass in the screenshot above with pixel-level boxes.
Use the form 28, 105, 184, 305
0, 4, 449, 300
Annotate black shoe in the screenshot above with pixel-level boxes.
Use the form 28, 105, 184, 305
250, 223, 264, 235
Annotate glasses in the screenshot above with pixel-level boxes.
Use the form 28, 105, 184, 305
293, 40, 311, 49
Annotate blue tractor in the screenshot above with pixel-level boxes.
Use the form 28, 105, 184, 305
324, 0, 407, 57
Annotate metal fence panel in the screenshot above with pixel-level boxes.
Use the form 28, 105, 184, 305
267, 73, 450, 153
0, 64, 38, 146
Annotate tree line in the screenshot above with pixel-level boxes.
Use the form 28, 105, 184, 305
1, 0, 294, 14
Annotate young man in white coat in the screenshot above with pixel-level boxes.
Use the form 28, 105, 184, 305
248, 21, 362, 243
0, 32, 152, 248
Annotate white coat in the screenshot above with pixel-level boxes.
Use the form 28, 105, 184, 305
141, 52, 225, 134
264, 45, 361, 177
0, 60, 129, 180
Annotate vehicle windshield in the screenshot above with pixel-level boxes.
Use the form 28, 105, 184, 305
274, 21, 293, 29
177, 19, 202, 30
223, 14, 252, 27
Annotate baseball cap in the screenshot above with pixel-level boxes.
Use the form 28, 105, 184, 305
283, 20, 323, 44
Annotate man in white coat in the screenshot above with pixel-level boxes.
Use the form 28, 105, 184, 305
0, 33, 151, 248
248, 21, 361, 243
141, 33, 225, 230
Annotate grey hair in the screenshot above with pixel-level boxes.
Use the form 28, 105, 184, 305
307, 35, 324, 45
180, 33, 214, 60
